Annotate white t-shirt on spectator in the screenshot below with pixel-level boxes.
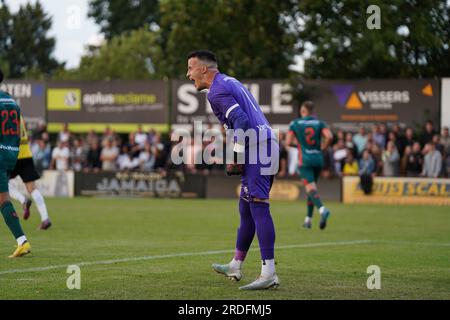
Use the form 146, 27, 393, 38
139, 151, 155, 171
101, 146, 119, 171
58, 131, 70, 143
52, 146, 70, 170
117, 154, 139, 171
135, 133, 148, 147
333, 148, 348, 161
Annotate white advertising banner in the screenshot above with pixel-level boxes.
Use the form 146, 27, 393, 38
441, 78, 450, 129
10, 170, 74, 198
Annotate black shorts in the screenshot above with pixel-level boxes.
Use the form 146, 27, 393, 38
9, 157, 40, 183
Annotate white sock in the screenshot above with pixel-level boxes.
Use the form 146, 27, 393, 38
31, 189, 49, 221
229, 258, 242, 270
305, 216, 312, 223
8, 183, 26, 205
261, 259, 275, 278
319, 206, 326, 215
16, 235, 27, 246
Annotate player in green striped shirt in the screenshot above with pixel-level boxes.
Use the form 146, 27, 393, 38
0, 69, 31, 257
286, 101, 333, 230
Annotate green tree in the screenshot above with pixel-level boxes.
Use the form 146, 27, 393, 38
54, 27, 162, 80
0, 0, 12, 76
296, 0, 450, 78
88, 0, 159, 40
0, 1, 61, 79
156, 0, 298, 79
84, 0, 298, 79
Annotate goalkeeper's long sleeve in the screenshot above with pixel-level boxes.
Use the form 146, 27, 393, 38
228, 106, 250, 153
228, 106, 250, 132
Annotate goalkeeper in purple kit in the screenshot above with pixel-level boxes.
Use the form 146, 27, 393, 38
186, 50, 279, 290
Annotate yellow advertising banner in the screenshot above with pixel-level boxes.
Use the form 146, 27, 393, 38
343, 176, 450, 206
47, 88, 81, 111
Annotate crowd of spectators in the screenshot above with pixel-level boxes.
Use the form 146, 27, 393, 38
280, 121, 450, 179
29, 121, 450, 179
30, 124, 171, 175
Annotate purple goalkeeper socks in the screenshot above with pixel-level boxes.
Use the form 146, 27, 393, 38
249, 201, 275, 260
235, 198, 255, 259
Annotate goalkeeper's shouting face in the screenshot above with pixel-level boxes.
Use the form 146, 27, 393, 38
187, 57, 209, 91
186, 50, 218, 91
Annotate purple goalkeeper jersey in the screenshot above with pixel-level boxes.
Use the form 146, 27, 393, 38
207, 73, 278, 198
207, 73, 273, 138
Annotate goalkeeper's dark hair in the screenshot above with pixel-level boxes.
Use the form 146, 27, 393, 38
0, 68, 3, 84
187, 50, 218, 68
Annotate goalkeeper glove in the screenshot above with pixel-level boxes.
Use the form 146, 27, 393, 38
226, 143, 245, 176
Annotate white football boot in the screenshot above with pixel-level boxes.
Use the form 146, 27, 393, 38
212, 263, 243, 281
239, 273, 280, 290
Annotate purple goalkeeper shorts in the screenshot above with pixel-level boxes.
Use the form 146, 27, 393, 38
240, 138, 278, 200
240, 165, 275, 200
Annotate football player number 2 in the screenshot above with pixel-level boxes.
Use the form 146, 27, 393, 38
1, 110, 19, 136
305, 127, 316, 145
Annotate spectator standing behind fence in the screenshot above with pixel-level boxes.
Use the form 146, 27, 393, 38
33, 139, 51, 174
101, 126, 118, 146
344, 132, 357, 158
420, 120, 436, 147
387, 131, 403, 157
400, 145, 410, 176
134, 125, 148, 149
434, 134, 445, 177
432, 134, 445, 156
332, 139, 347, 175
372, 124, 384, 149
359, 150, 375, 176
404, 142, 423, 177
146, 129, 156, 145
86, 129, 99, 147
100, 138, 119, 171
117, 145, 139, 171
86, 140, 102, 172
379, 123, 388, 148
139, 142, 156, 172
32, 121, 48, 140
127, 132, 142, 158
335, 129, 345, 142
58, 123, 71, 144
359, 149, 375, 194
342, 153, 359, 176
382, 141, 400, 176
404, 128, 416, 150
353, 127, 368, 156
421, 143, 442, 178
70, 138, 85, 171
152, 133, 169, 173
51, 141, 70, 171
370, 143, 381, 175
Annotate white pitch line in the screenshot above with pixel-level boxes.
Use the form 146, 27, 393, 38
0, 240, 373, 276
378, 240, 450, 247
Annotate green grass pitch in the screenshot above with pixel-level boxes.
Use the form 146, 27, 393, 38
0, 198, 449, 299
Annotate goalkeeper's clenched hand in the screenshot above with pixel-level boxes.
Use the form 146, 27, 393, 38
226, 143, 245, 176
